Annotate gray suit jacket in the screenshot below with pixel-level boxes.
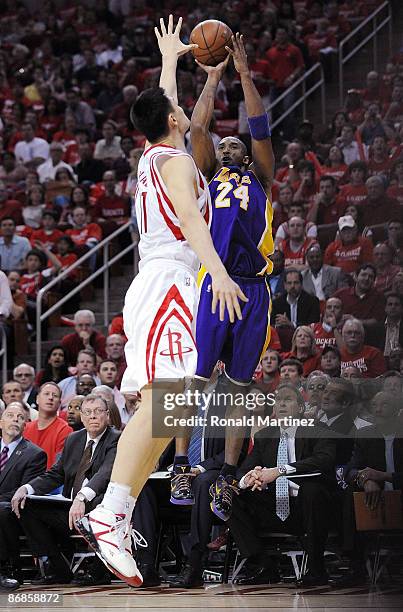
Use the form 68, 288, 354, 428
302, 265, 348, 300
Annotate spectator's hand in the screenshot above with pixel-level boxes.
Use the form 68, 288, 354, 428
33, 239, 44, 251
154, 14, 198, 59
69, 498, 86, 530
211, 271, 248, 323
358, 467, 387, 484
363, 479, 382, 511
78, 330, 91, 346
275, 313, 292, 327
11, 486, 28, 518
243, 466, 262, 488
195, 56, 230, 83
251, 467, 280, 490
323, 312, 337, 329
225, 33, 248, 77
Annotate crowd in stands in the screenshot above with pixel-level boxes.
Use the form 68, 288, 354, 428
0, 0, 402, 594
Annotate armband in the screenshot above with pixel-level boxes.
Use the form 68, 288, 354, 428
247, 113, 271, 140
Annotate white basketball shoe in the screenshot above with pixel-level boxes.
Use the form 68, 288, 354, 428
76, 506, 146, 587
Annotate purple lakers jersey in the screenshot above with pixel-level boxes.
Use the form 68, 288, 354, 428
209, 166, 274, 277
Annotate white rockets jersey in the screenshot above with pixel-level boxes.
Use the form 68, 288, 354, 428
134, 143, 211, 271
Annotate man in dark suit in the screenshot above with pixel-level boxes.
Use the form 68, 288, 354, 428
0, 401, 47, 589
369, 292, 403, 353
272, 269, 321, 329
11, 394, 120, 585
302, 244, 348, 301
228, 383, 336, 587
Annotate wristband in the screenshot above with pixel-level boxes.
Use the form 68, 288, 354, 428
247, 113, 271, 140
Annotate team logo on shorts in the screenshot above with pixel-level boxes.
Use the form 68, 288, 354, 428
160, 328, 193, 367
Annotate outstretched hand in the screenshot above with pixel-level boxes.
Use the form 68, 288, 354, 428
225, 33, 249, 76
155, 14, 198, 59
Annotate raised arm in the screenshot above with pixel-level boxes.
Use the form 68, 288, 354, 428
227, 34, 274, 193
155, 15, 197, 103
190, 58, 229, 178
159, 154, 248, 322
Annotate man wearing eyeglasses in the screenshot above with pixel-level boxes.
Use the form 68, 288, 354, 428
13, 364, 37, 409
11, 394, 120, 585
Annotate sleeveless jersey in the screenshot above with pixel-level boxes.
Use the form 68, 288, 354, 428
208, 166, 274, 277
135, 144, 211, 271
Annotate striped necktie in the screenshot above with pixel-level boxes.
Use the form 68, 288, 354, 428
0, 446, 9, 471
276, 432, 290, 521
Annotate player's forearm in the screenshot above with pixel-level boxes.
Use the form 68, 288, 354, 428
180, 209, 227, 279
239, 72, 266, 118
159, 56, 179, 103
191, 74, 219, 130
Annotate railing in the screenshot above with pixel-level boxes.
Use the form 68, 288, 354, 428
0, 326, 7, 386
268, 62, 326, 130
36, 222, 137, 371
339, 1, 393, 105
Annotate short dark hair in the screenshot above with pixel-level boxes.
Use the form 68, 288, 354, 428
130, 87, 174, 143
356, 263, 376, 278
348, 160, 368, 178
284, 268, 303, 283
385, 292, 403, 306
319, 174, 337, 187
0, 217, 16, 226
279, 358, 303, 375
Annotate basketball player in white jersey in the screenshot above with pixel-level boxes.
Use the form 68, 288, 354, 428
76, 16, 247, 587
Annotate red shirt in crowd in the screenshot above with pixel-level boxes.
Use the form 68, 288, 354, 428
61, 330, 107, 365
311, 322, 337, 347
48, 252, 78, 280
24, 417, 73, 469
30, 228, 64, 249
324, 237, 374, 274
337, 183, 368, 208
279, 238, 316, 267
93, 195, 130, 224
266, 43, 304, 88
367, 157, 392, 177
0, 199, 23, 224
66, 224, 102, 246
333, 286, 385, 321
315, 198, 346, 225
281, 351, 321, 377
340, 345, 387, 378
19, 272, 43, 299
387, 184, 403, 206
357, 196, 401, 226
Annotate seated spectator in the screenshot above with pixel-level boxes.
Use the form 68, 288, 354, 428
19, 249, 49, 331
304, 18, 337, 62
311, 296, 345, 348
66, 396, 84, 432
92, 170, 130, 230
94, 121, 122, 162
358, 175, 401, 226
367, 135, 394, 177
33, 238, 79, 313
45, 167, 77, 205
272, 268, 321, 328
23, 382, 72, 468
278, 217, 316, 269
105, 334, 126, 386
65, 206, 102, 258
97, 360, 125, 415
61, 310, 106, 366
0, 218, 31, 273
387, 158, 403, 206
282, 326, 320, 377
65, 89, 95, 134
0, 402, 47, 589
373, 243, 400, 293
59, 349, 100, 409
304, 371, 330, 418
320, 345, 342, 378
7, 271, 27, 321
30, 210, 63, 250
334, 263, 385, 331
275, 202, 317, 248
35, 345, 70, 386
0, 152, 28, 186
339, 319, 386, 378
372, 292, 403, 357
307, 175, 344, 225
319, 111, 349, 146
12, 394, 119, 586
360, 70, 387, 107
302, 244, 347, 302
279, 358, 303, 388
76, 374, 97, 398
92, 386, 122, 431
337, 161, 368, 210
14, 122, 49, 168
22, 184, 46, 230
292, 161, 318, 210
273, 184, 294, 229
13, 364, 37, 408
335, 124, 368, 166
358, 103, 394, 146
267, 250, 286, 300
275, 142, 305, 184
320, 145, 347, 182
324, 215, 373, 275
74, 142, 105, 185
1, 381, 37, 422
37, 142, 75, 184
0, 182, 23, 224
253, 349, 281, 393
228, 383, 336, 587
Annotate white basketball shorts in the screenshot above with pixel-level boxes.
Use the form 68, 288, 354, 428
120, 260, 199, 393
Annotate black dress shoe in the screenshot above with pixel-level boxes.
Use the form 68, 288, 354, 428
72, 572, 111, 586
31, 574, 72, 585
139, 564, 161, 588
169, 565, 204, 588
233, 566, 281, 586
296, 572, 329, 587
0, 575, 19, 591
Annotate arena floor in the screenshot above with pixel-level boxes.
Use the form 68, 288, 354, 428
6, 580, 403, 611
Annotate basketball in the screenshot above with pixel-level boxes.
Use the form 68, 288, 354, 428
190, 20, 233, 66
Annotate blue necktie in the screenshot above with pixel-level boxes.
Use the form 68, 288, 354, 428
276, 432, 290, 521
